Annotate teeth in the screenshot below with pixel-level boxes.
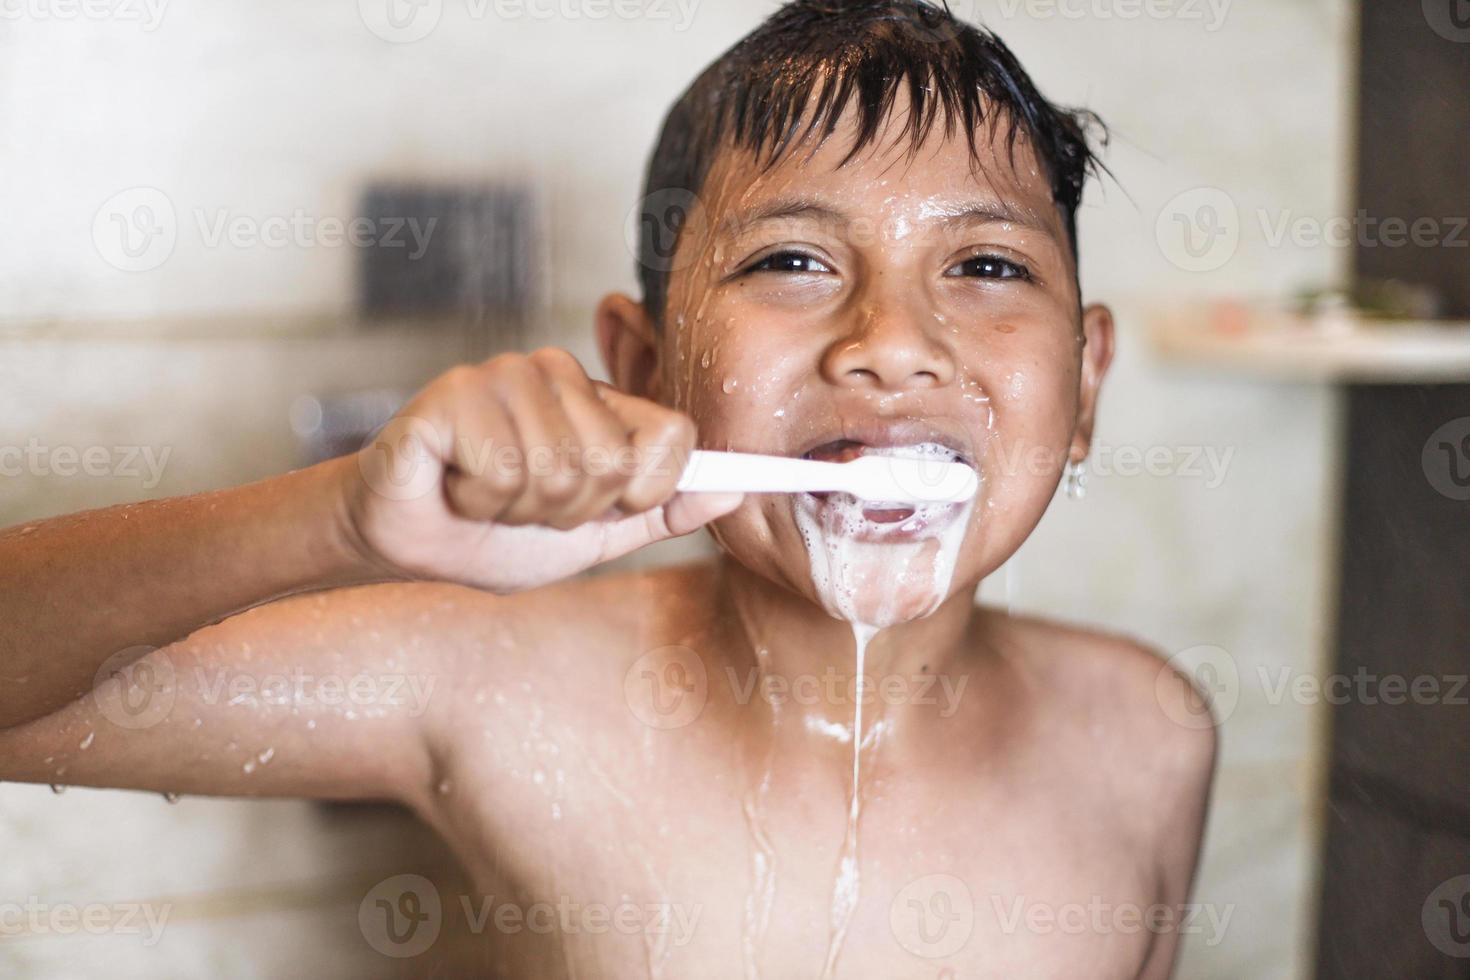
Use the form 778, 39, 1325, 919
805, 440, 968, 467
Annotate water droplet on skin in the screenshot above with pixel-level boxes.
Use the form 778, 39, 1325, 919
162, 792, 180, 804
257, 748, 275, 766
700, 350, 712, 369
78, 731, 95, 750
242, 760, 257, 775
533, 770, 546, 786
305, 719, 317, 730
50, 784, 67, 794
722, 377, 738, 394
436, 779, 452, 796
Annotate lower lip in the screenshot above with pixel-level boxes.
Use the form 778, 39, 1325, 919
798, 491, 967, 543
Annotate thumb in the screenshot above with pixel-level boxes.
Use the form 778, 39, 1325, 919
596, 491, 744, 563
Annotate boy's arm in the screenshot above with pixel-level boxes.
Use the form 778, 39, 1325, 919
0, 349, 738, 805
0, 582, 463, 806
0, 458, 377, 731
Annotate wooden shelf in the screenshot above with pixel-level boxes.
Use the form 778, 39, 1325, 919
1148, 304, 1470, 384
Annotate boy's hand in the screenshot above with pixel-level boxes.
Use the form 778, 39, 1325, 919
340, 348, 742, 593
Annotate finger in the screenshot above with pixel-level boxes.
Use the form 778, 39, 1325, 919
443, 390, 522, 521
594, 384, 697, 514
540, 383, 634, 531
594, 491, 745, 564
495, 360, 583, 526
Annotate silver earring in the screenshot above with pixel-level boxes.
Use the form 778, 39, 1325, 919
1064, 458, 1088, 501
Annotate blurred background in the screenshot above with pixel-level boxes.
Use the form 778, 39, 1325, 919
1, 0, 1467, 976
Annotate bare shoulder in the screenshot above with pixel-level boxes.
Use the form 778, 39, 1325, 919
985, 609, 1218, 819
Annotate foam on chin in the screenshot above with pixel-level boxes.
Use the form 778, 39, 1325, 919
793, 466, 975, 628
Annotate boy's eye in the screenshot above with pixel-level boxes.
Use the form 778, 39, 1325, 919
945, 254, 1033, 281
746, 251, 833, 275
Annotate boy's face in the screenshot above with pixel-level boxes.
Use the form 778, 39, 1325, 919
599, 105, 1113, 623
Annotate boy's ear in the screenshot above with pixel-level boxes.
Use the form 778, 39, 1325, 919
1071, 303, 1116, 461
595, 293, 663, 402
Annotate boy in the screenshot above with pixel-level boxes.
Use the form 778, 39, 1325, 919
0, 1, 1215, 976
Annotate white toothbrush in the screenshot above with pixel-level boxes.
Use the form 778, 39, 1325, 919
675, 450, 978, 504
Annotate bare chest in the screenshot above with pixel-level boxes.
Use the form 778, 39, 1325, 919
429, 723, 1160, 980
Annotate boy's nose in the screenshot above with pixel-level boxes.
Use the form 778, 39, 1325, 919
821, 303, 957, 392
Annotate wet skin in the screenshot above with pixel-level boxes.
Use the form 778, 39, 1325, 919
0, 108, 1216, 977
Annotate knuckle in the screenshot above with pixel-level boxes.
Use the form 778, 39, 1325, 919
655, 412, 697, 449
536, 471, 581, 505
529, 346, 582, 373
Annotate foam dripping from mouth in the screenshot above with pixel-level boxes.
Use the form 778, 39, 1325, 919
796, 446, 977, 979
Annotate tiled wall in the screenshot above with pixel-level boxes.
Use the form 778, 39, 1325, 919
1, 0, 1350, 975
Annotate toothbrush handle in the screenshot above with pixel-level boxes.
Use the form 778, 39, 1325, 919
675, 450, 852, 496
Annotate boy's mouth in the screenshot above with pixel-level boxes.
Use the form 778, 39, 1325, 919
798, 435, 976, 528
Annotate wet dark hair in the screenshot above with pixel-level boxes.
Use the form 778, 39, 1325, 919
635, 0, 1107, 325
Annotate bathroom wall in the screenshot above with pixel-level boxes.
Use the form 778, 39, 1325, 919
0, 0, 1349, 975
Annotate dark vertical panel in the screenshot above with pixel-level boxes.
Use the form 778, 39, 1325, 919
1352, 3, 1470, 317
1315, 384, 1470, 978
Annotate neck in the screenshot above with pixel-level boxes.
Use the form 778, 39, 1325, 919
710, 554, 979, 734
